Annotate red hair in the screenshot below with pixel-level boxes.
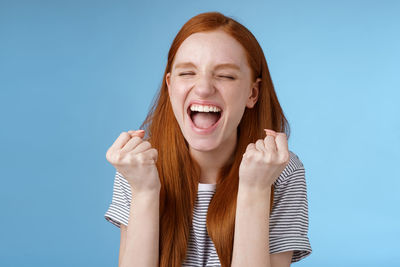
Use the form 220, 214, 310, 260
140, 11, 290, 267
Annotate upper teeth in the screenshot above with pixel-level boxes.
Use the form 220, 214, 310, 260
190, 104, 221, 113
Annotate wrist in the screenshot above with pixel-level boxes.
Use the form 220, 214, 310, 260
237, 184, 271, 203
238, 180, 272, 194
131, 187, 161, 199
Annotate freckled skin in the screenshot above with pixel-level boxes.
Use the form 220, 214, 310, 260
165, 30, 260, 154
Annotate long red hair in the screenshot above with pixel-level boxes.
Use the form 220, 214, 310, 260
140, 11, 290, 267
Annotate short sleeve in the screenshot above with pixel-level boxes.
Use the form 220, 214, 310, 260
104, 171, 133, 228
269, 151, 312, 262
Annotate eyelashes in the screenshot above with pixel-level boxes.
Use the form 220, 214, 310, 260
179, 73, 235, 80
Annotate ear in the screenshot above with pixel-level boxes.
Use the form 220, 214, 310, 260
166, 72, 171, 94
246, 77, 261, 108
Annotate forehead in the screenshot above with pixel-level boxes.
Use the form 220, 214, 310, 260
172, 30, 249, 70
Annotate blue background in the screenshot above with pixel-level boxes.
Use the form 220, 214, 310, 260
1, 0, 399, 266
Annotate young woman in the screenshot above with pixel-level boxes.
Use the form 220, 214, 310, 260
104, 11, 312, 267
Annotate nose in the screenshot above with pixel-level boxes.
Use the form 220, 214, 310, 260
193, 73, 216, 98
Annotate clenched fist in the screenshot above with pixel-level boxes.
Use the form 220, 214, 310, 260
106, 130, 161, 193
238, 129, 290, 191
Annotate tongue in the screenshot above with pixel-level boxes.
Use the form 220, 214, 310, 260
192, 112, 219, 129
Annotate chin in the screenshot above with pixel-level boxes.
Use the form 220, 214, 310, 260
186, 137, 220, 152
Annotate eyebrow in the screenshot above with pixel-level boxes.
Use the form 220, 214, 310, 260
174, 61, 241, 71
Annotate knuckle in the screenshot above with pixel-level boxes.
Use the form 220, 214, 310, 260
136, 153, 147, 163
126, 153, 138, 164
105, 148, 112, 161
263, 153, 274, 163
245, 152, 252, 159
151, 148, 158, 156
142, 141, 151, 147
255, 139, 264, 146
131, 136, 141, 143
252, 152, 263, 161
114, 152, 123, 162
282, 152, 290, 163
134, 136, 142, 141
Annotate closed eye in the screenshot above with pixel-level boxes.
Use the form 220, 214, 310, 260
218, 75, 235, 80
178, 73, 235, 80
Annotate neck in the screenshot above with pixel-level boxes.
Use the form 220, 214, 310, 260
189, 131, 237, 184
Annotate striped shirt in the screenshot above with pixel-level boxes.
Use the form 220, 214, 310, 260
104, 150, 312, 265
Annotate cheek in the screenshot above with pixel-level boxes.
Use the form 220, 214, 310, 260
224, 87, 250, 121
225, 86, 249, 107
169, 79, 189, 98
168, 87, 188, 119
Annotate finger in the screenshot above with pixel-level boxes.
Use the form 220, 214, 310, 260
132, 140, 152, 154
110, 132, 133, 150
128, 129, 145, 133
129, 130, 145, 138
264, 134, 277, 152
130, 132, 145, 139
140, 148, 158, 162
275, 132, 289, 154
121, 136, 143, 152
255, 139, 267, 153
245, 143, 256, 154
264, 129, 277, 138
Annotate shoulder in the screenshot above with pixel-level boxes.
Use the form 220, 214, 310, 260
273, 150, 305, 187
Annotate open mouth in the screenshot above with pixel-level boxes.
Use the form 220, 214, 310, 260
187, 106, 222, 130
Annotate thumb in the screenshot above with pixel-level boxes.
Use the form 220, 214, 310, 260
128, 130, 145, 138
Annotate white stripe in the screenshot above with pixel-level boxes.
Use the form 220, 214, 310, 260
198, 183, 217, 191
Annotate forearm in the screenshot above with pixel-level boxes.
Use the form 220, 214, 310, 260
121, 189, 160, 267
231, 185, 271, 267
